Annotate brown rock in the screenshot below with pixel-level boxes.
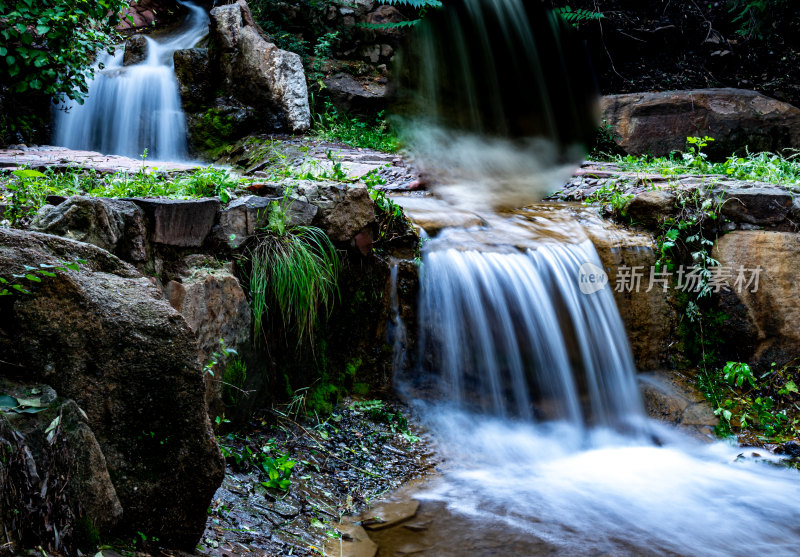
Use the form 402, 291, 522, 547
129, 197, 219, 247
601, 89, 800, 158
638, 371, 718, 431
324, 524, 377, 557
712, 231, 800, 366
362, 500, 419, 530
319, 186, 376, 242
0, 228, 224, 549
30, 196, 149, 262
586, 224, 677, 371
624, 190, 678, 227
717, 187, 793, 225
322, 73, 388, 116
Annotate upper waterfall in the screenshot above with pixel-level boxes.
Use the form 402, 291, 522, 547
53, 1, 208, 162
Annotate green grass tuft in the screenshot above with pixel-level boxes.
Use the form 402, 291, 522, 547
248, 196, 340, 348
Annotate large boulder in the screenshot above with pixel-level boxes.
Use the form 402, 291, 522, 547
174, 48, 212, 110
0, 228, 224, 549
210, 1, 311, 133
30, 196, 150, 262
712, 231, 800, 367
600, 88, 800, 158
0, 386, 123, 553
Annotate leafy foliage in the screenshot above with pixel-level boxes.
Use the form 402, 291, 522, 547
0, 259, 83, 297
0, 165, 248, 215
312, 102, 399, 153
699, 360, 800, 441
553, 6, 604, 27
0, 0, 129, 102
582, 181, 633, 215
728, 0, 788, 38
595, 138, 800, 187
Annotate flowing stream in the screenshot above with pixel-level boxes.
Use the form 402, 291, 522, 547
389, 0, 800, 554
53, 1, 208, 161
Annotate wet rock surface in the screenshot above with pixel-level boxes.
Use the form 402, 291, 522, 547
553, 161, 800, 232
712, 231, 800, 367
0, 382, 122, 553
123, 34, 148, 66
30, 196, 150, 262
174, 48, 212, 110
0, 146, 198, 174
0, 228, 224, 549
638, 370, 718, 436
197, 400, 435, 556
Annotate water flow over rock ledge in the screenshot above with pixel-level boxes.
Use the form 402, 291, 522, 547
53, 1, 209, 161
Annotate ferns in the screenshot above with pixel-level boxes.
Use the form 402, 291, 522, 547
553, 6, 605, 27
248, 200, 340, 349
359, 0, 442, 30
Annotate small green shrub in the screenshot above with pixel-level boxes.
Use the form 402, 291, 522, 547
594, 136, 800, 187
728, 0, 788, 38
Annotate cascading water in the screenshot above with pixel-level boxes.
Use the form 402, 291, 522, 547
53, 1, 208, 161
417, 240, 644, 428
389, 1, 800, 555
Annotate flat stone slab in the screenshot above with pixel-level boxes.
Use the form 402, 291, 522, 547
361, 500, 420, 530
0, 145, 199, 174
129, 197, 220, 247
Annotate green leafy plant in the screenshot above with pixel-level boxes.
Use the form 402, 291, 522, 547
313, 103, 399, 153
699, 360, 800, 441
0, 0, 130, 103
202, 339, 238, 378
0, 392, 49, 414
728, 0, 788, 38
594, 137, 800, 187
553, 6, 605, 27
222, 358, 248, 406
309, 30, 339, 86
261, 453, 296, 491
582, 181, 634, 215
0, 259, 83, 296
248, 189, 340, 348
3, 168, 46, 226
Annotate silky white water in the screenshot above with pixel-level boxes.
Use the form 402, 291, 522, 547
403, 231, 800, 556
53, 1, 208, 161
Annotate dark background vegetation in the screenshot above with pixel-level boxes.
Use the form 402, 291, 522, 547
547, 0, 800, 106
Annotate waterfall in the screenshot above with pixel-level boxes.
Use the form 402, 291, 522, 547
417, 240, 644, 429
53, 1, 208, 161
390, 1, 800, 554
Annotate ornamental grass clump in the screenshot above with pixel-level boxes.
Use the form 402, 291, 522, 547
248, 190, 340, 348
